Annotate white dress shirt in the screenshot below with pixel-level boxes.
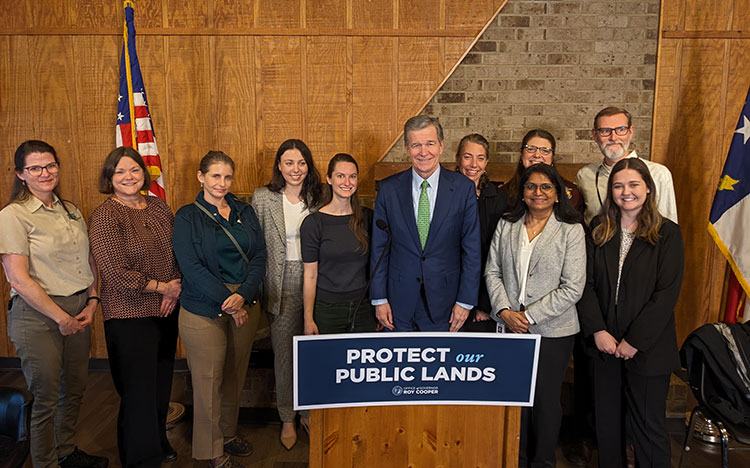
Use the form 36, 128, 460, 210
575, 151, 678, 226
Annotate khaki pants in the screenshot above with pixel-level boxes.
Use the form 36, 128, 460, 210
179, 297, 260, 460
8, 292, 90, 468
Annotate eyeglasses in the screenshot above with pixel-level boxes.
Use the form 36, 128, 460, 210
595, 126, 630, 137
523, 182, 555, 193
408, 141, 439, 151
523, 145, 553, 156
23, 162, 59, 176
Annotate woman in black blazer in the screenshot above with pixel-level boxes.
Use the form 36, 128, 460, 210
454, 133, 509, 331
578, 158, 684, 468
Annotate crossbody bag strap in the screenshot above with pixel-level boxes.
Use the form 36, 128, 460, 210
193, 201, 250, 264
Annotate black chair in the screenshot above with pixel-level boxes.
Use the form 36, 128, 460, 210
679, 355, 750, 468
0, 386, 32, 468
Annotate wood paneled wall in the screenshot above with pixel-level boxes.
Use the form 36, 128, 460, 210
0, 1, 506, 358
652, 0, 750, 342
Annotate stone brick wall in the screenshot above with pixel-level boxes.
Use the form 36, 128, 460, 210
384, 0, 660, 166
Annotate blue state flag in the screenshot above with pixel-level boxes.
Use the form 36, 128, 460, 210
708, 85, 750, 297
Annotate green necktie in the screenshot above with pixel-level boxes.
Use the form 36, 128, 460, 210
417, 180, 430, 249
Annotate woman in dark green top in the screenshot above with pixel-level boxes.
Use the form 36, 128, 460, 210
172, 151, 266, 468
300, 153, 376, 334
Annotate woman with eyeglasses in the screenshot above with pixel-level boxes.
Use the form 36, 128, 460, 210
454, 133, 509, 331
486, 163, 585, 468
578, 158, 683, 468
502, 129, 583, 213
0, 140, 109, 468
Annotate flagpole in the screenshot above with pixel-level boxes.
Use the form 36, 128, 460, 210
123, 0, 137, 148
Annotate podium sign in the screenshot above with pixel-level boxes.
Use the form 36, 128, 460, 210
294, 332, 540, 410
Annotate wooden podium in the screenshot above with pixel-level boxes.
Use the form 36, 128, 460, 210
308, 405, 520, 468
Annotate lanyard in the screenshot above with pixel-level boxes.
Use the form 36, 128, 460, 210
595, 164, 605, 206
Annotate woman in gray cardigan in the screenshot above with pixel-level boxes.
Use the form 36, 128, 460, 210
251, 139, 322, 450
486, 163, 585, 468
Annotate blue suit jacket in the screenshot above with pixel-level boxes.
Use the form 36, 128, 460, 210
370, 166, 481, 326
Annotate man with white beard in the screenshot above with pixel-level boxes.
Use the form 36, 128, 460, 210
565, 106, 679, 467
575, 106, 678, 226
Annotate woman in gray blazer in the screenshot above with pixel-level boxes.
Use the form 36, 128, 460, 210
486, 163, 585, 468
251, 139, 322, 450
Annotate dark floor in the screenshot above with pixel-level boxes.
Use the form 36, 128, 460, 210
0, 368, 747, 467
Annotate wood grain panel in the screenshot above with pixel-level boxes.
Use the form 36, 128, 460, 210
0, 2, 31, 29
397, 38, 443, 129
662, 39, 726, 340
212, 36, 258, 193
399, 0, 443, 31
166, 36, 212, 210
132, 0, 165, 29
683, 0, 734, 31
651, 40, 680, 161
351, 0, 394, 29
71, 0, 119, 29
29, 1, 70, 28
0, 35, 31, 358
659, 0, 684, 32
446, 0, 496, 28
254, 36, 304, 185
0, 37, 31, 180
255, 0, 301, 28
213, 0, 255, 28
71, 35, 122, 357
732, 0, 750, 30
166, 0, 209, 28
70, 35, 120, 216
352, 37, 394, 196
27, 36, 84, 211
306, 0, 347, 29
310, 405, 518, 468
306, 36, 348, 170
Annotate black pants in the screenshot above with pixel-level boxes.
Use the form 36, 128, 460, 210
571, 332, 595, 441
105, 313, 178, 468
313, 298, 377, 334
592, 356, 671, 468
519, 335, 575, 468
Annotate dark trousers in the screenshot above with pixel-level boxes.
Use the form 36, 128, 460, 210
571, 332, 595, 440
393, 285, 450, 332
314, 298, 377, 334
105, 313, 178, 468
519, 335, 575, 468
592, 356, 671, 468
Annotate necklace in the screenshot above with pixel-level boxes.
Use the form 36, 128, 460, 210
112, 194, 146, 209
525, 215, 549, 239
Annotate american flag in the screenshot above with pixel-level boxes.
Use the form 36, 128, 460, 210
116, 0, 166, 200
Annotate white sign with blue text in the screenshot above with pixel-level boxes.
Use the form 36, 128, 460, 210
293, 332, 540, 410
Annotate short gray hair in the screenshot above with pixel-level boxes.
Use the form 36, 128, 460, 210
404, 115, 444, 146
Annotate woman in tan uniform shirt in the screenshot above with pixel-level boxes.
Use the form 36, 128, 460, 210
0, 140, 108, 468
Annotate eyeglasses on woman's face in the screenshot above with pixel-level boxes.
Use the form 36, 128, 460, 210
523, 182, 555, 193
523, 145, 553, 156
24, 162, 60, 177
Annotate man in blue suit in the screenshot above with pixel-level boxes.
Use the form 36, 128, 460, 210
370, 115, 481, 332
